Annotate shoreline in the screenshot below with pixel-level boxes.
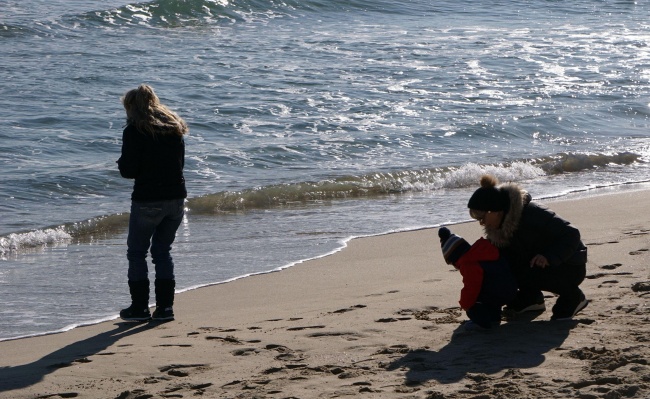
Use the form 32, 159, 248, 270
2, 181, 647, 344
1, 188, 649, 398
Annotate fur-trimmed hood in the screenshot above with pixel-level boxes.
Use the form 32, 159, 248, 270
483, 182, 530, 248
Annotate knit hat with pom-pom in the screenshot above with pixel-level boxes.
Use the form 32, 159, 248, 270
467, 175, 510, 212
438, 227, 471, 266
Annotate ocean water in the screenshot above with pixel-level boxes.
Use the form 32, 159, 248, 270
1, 0, 649, 341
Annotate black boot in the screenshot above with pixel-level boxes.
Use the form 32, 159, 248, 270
120, 279, 151, 321
152, 279, 175, 321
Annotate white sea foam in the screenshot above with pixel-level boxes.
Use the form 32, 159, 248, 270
0, 228, 72, 256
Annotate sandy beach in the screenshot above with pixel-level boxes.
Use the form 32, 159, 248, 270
1, 188, 649, 399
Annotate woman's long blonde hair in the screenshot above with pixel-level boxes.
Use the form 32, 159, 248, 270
122, 84, 188, 136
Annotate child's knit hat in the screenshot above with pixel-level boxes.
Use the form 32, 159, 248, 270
438, 227, 471, 265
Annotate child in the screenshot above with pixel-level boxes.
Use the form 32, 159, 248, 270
438, 227, 517, 330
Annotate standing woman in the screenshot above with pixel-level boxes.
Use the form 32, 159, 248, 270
466, 175, 588, 320
117, 84, 188, 322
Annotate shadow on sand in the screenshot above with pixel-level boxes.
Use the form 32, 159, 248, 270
387, 318, 585, 385
0, 321, 158, 393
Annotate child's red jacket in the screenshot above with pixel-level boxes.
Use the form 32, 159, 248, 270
454, 238, 517, 310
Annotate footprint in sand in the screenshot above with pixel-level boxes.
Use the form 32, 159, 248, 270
624, 229, 650, 236
159, 363, 209, 377
587, 240, 619, 246
586, 271, 633, 280
598, 280, 619, 288
396, 307, 462, 323
265, 344, 305, 362
195, 329, 261, 344
600, 263, 622, 270
365, 290, 399, 297
565, 347, 647, 372
114, 389, 149, 399
194, 326, 238, 333
286, 325, 326, 331
629, 248, 649, 255
231, 347, 260, 356
160, 382, 213, 397
375, 317, 412, 323
631, 281, 650, 292
374, 344, 410, 355
375, 317, 400, 323
143, 376, 169, 384
205, 335, 244, 344
305, 364, 367, 379
306, 331, 365, 341
221, 378, 274, 390
47, 357, 92, 369
330, 304, 367, 314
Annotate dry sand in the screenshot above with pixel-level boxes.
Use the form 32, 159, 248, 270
1, 188, 649, 399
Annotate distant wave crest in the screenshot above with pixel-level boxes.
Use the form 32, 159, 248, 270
69, 0, 302, 29
75, 0, 246, 29
0, 23, 35, 38
533, 152, 641, 174
6, 0, 436, 35
61, 0, 410, 30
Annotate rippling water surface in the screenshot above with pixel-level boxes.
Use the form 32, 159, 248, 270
1, 0, 649, 340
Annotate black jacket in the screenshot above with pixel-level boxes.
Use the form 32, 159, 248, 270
117, 124, 187, 201
484, 183, 587, 270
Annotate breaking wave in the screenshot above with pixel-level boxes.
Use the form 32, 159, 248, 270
0, 150, 642, 256
187, 151, 642, 213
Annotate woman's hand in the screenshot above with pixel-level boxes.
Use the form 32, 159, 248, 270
530, 254, 549, 268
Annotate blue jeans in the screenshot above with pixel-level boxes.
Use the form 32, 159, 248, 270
127, 199, 184, 282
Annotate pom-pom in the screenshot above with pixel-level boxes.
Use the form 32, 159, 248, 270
438, 227, 451, 243
479, 174, 499, 189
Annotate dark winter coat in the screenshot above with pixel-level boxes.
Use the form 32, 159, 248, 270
483, 183, 587, 270
117, 124, 187, 201
454, 238, 517, 310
